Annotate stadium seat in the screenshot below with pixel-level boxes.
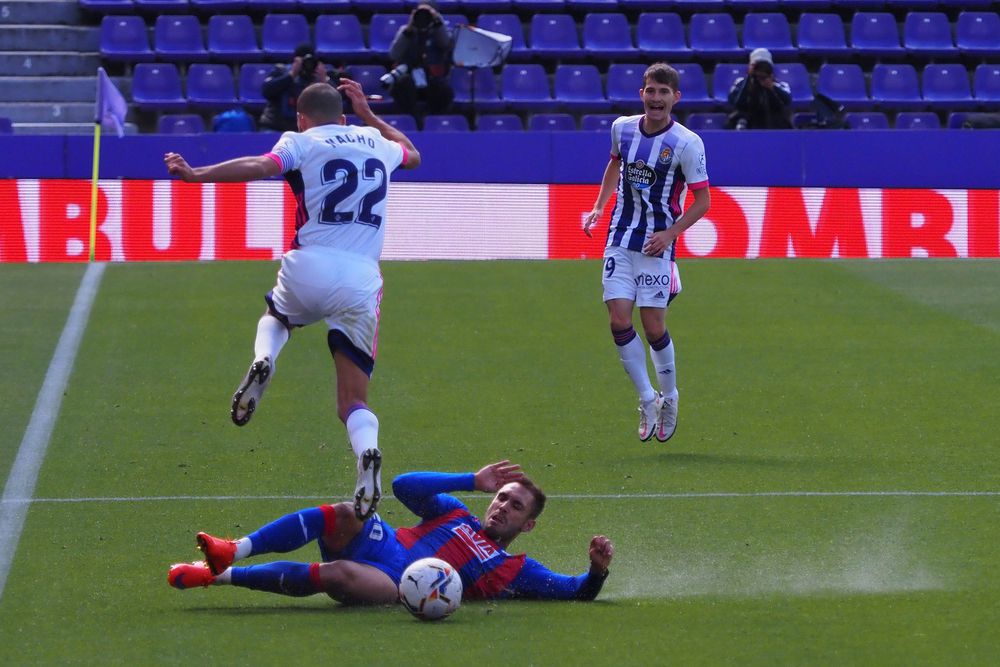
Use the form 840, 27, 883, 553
892, 0, 938, 9
554, 64, 609, 113
529, 113, 576, 131
460, 0, 513, 12
741, 12, 795, 59
620, 0, 677, 10
903, 12, 955, 59
580, 113, 618, 131
512, 0, 566, 11
956, 12, 1000, 58
345, 65, 393, 111
100, 15, 154, 62
835, 0, 884, 8
133, 0, 190, 11
774, 62, 813, 108
246, 0, 300, 10
298, 0, 352, 10
582, 13, 638, 61
895, 111, 940, 129
476, 14, 530, 62
368, 14, 409, 57
261, 14, 311, 61
779, 0, 831, 9
422, 114, 470, 131
973, 64, 1000, 106
947, 112, 972, 129
817, 63, 869, 109
673, 0, 726, 11
850, 12, 904, 59
727, 0, 781, 10
529, 14, 583, 61
870, 63, 922, 110
711, 63, 745, 102
315, 15, 368, 62
381, 114, 418, 132
154, 15, 209, 62
0, 117, 11, 134
567, 0, 620, 10
207, 15, 262, 61
501, 64, 557, 112
190, 0, 247, 12
688, 13, 743, 59
685, 112, 727, 130
81, 0, 138, 12
238, 63, 271, 108
636, 13, 691, 61
451, 67, 506, 112
922, 64, 974, 110
673, 62, 715, 110
157, 113, 205, 134
797, 13, 849, 59
606, 63, 645, 109
131, 63, 188, 110
186, 63, 238, 109
441, 14, 469, 30
477, 113, 523, 131
845, 111, 889, 129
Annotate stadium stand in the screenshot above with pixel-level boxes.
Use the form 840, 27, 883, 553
157, 113, 205, 133
153, 15, 209, 62
529, 113, 577, 131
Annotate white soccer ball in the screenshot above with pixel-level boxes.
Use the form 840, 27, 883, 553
398, 557, 463, 621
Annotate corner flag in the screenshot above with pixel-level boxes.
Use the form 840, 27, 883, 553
90, 68, 128, 261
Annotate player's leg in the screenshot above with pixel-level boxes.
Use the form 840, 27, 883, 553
332, 346, 382, 521
231, 308, 291, 426
315, 560, 399, 605
637, 257, 681, 442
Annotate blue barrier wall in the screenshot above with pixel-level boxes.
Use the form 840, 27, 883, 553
4, 130, 999, 188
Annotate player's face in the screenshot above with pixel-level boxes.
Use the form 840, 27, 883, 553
482, 482, 536, 544
641, 80, 678, 123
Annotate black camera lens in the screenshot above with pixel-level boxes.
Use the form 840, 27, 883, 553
301, 54, 317, 76
413, 8, 432, 29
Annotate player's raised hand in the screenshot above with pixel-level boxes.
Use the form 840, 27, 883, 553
588, 535, 614, 574
337, 78, 371, 117
474, 460, 524, 492
164, 152, 195, 182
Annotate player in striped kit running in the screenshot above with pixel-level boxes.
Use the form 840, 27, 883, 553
584, 63, 711, 443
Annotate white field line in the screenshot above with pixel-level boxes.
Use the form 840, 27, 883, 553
0, 262, 106, 600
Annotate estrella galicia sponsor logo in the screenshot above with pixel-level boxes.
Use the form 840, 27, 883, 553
634, 273, 670, 287
657, 146, 673, 167
625, 160, 657, 190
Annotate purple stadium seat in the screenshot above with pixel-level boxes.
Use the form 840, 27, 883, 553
956, 12, 1000, 58
353, 0, 410, 11
797, 13, 849, 58
817, 63, 869, 110
246, 0, 299, 10
190, 0, 247, 11
845, 111, 889, 129
476, 14, 530, 61
554, 64, 609, 113
158, 113, 205, 134
835, 0, 884, 8
712, 63, 745, 102
947, 112, 971, 129
774, 62, 813, 109
922, 64, 974, 110
406, 0, 460, 9
780, 0, 831, 9
298, 0, 352, 10
368, 14, 409, 57
501, 64, 557, 112
903, 12, 955, 59
688, 13, 743, 59
636, 13, 691, 61
606, 63, 645, 110
154, 15, 209, 62
315, 15, 368, 62
567, 0, 619, 10
134, 0, 190, 12
100, 15, 155, 62
741, 12, 795, 59
451, 67, 506, 112
870, 63, 922, 110
476, 113, 523, 131
460, 0, 513, 12
512, 0, 566, 11
238, 63, 271, 108
685, 112, 727, 130
582, 13, 637, 61
186, 63, 238, 108
0, 117, 13, 134
895, 111, 940, 129
850, 12, 904, 59
673, 0, 725, 11
345, 65, 393, 111
381, 114, 418, 132
580, 113, 618, 131
973, 64, 1000, 105
132, 63, 188, 110
423, 114, 470, 131
728, 0, 781, 10
619, 0, 670, 10
892, 0, 938, 9
673, 62, 715, 111
530, 14, 583, 60
207, 15, 262, 61
529, 113, 576, 131
81, 0, 136, 12
261, 14, 311, 61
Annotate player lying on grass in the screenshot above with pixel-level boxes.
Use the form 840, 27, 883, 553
169, 461, 614, 603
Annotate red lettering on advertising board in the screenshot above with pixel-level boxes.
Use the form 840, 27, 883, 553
882, 189, 957, 258
39, 180, 111, 262
215, 182, 271, 261
0, 180, 26, 262
968, 190, 999, 258
282, 186, 297, 251
675, 188, 749, 258
121, 180, 203, 261
759, 188, 867, 258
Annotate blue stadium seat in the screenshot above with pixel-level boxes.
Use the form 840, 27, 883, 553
352, 0, 409, 11
381, 114, 418, 132
315, 15, 368, 62
207, 15, 262, 61
157, 113, 205, 134
368, 14, 408, 58
673, 0, 726, 11
501, 64, 557, 112
0, 117, 12, 134
688, 13, 743, 59
530, 14, 583, 60
554, 64, 609, 113
922, 64, 973, 110
895, 111, 940, 129
636, 13, 691, 61
186, 63, 238, 108
947, 112, 970, 129
619, 0, 674, 10
835, 0, 884, 8
711, 63, 745, 102
774, 62, 813, 108
741, 12, 795, 59
512, 0, 566, 11
581, 113, 619, 131
134, 0, 190, 11
870, 63, 922, 110
451, 67, 506, 112
476, 14, 530, 62
797, 13, 849, 58
606, 62, 645, 110
154, 15, 209, 62
477, 113, 524, 130
132, 63, 188, 110
190, 0, 246, 12
582, 13, 638, 61
779, 0, 831, 9
685, 112, 727, 130
567, 0, 620, 10
817, 63, 869, 109
345, 65, 393, 111
956, 12, 1000, 58
850, 12, 904, 59
409, 0, 460, 9
529, 113, 576, 131
422, 114, 470, 131
81, 0, 137, 12
261, 14, 311, 61
673, 62, 715, 110
903, 12, 955, 59
727, 0, 781, 11
441, 14, 469, 30
246, 0, 300, 10
845, 111, 889, 129
892, 0, 938, 9
100, 15, 154, 62
973, 64, 1000, 106
298, 0, 352, 10
238, 63, 270, 108
460, 0, 513, 11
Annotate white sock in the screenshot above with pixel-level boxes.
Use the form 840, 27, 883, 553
345, 407, 379, 459
254, 314, 289, 365
618, 335, 656, 403
214, 568, 232, 585
234, 537, 252, 561
649, 340, 678, 399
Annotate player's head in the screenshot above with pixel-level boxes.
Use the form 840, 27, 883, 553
641, 63, 680, 122
482, 477, 547, 546
296, 83, 345, 130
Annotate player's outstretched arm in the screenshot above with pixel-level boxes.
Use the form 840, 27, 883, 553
164, 153, 281, 183
473, 460, 524, 493
337, 78, 421, 169
584, 157, 620, 237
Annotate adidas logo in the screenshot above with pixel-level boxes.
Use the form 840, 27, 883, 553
653, 291, 665, 299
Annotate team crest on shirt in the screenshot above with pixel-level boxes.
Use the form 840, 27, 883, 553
625, 160, 657, 190
657, 146, 673, 167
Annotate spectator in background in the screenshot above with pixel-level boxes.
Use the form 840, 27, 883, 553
727, 48, 792, 130
259, 42, 346, 132
962, 113, 1000, 129
383, 2, 455, 117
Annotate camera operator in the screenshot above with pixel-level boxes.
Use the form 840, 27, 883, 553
727, 48, 792, 130
383, 2, 454, 117
259, 42, 346, 132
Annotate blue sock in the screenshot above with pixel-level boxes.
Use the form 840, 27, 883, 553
230, 562, 318, 597
246, 507, 330, 556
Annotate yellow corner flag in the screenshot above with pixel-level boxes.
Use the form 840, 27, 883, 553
90, 68, 128, 261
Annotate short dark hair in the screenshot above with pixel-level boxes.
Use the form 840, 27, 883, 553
643, 63, 680, 91
516, 477, 547, 520
294, 42, 314, 58
297, 83, 343, 123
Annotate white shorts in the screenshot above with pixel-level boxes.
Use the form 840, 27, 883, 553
601, 245, 681, 309
268, 246, 383, 360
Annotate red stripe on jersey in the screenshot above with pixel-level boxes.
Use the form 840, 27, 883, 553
318, 504, 338, 536
395, 508, 470, 549
467, 554, 527, 600
308, 562, 323, 591
688, 179, 710, 191
435, 538, 476, 571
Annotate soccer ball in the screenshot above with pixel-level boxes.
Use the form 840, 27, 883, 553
398, 557, 463, 621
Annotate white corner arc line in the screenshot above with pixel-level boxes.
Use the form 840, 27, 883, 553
0, 262, 105, 600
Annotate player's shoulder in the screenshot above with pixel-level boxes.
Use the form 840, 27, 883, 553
612, 114, 643, 131
670, 120, 706, 147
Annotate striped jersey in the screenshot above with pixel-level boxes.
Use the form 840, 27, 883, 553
266, 124, 407, 261
605, 115, 710, 255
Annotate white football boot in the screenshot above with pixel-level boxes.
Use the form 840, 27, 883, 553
231, 356, 272, 426
354, 448, 382, 521
638, 393, 664, 441
656, 393, 678, 442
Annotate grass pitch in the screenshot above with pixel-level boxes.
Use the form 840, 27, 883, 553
1, 259, 999, 666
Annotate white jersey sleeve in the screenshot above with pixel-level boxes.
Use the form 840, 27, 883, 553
679, 133, 709, 187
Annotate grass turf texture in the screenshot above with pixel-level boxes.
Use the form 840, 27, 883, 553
1, 259, 998, 665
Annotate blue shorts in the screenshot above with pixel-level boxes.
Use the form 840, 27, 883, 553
318, 513, 407, 584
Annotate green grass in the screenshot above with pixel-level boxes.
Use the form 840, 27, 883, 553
1, 259, 998, 665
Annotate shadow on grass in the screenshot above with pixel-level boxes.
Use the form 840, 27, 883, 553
648, 451, 822, 468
